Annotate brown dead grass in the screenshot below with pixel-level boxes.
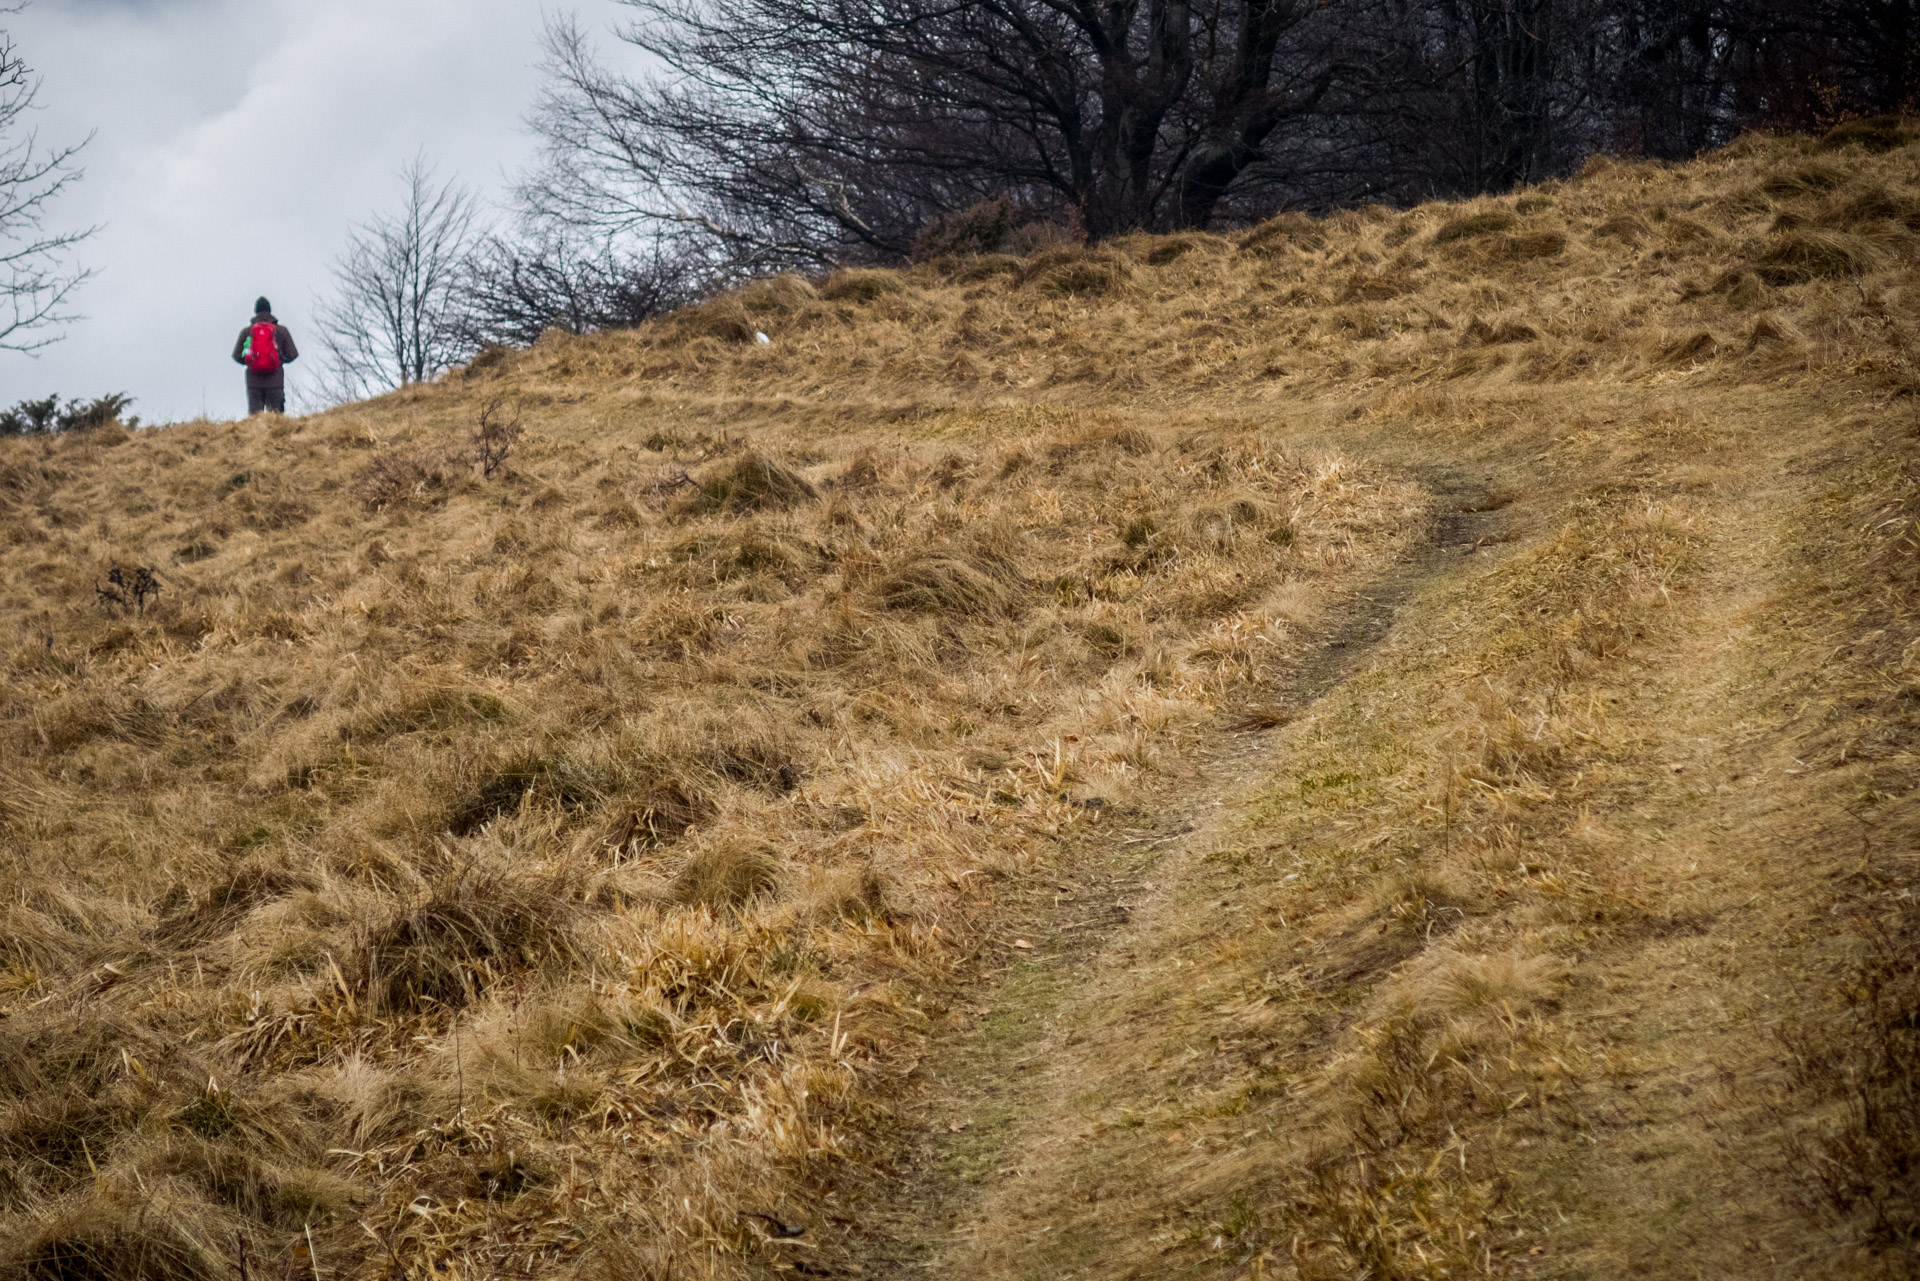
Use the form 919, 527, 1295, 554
0, 330, 1414, 1277
3, 129, 1919, 1280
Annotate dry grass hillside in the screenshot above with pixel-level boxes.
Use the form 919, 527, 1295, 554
3, 120, 1919, 1281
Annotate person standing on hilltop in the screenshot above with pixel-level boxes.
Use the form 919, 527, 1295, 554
231, 297, 299, 416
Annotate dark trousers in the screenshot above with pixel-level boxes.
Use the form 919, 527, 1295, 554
247, 384, 286, 415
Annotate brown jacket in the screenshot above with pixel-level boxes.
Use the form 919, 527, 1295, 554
232, 314, 299, 389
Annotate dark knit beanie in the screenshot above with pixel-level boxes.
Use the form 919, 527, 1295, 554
254, 296, 271, 315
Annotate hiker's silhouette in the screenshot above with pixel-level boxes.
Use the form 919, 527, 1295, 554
232, 297, 299, 416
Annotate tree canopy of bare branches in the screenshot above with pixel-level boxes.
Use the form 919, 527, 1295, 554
0, 16, 94, 353
525, 0, 1918, 273
530, 0, 1345, 265
316, 157, 478, 400
453, 230, 696, 351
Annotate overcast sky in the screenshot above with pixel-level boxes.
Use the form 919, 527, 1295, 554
1, 0, 623, 422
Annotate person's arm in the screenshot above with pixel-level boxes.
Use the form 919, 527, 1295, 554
233, 329, 248, 364
278, 326, 298, 364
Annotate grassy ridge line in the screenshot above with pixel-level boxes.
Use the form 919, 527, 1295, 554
477, 134, 1913, 411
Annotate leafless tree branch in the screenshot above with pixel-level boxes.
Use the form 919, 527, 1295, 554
0, 15, 96, 353
316, 155, 478, 401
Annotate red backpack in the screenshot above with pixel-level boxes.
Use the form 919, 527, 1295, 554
245, 320, 281, 375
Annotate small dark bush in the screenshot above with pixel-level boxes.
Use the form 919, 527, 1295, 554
94, 564, 160, 616
911, 198, 1015, 260
474, 396, 522, 478
0, 393, 136, 436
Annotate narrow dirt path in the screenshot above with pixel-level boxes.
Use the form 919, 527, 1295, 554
835, 465, 1514, 1276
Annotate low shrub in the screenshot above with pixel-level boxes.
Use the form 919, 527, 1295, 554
0, 393, 136, 436
912, 198, 1015, 259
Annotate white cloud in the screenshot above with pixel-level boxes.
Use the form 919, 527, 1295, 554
1, 0, 606, 420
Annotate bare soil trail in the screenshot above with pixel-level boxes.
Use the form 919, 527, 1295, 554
830, 398, 1920, 1281
832, 463, 1520, 1277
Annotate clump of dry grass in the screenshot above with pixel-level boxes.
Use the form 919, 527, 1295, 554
668, 300, 763, 344
671, 838, 781, 908
685, 451, 819, 513
358, 869, 583, 1013
156, 862, 315, 943
352, 446, 458, 510
1818, 115, 1920, 153
1238, 211, 1324, 255
1776, 922, 1920, 1249
820, 268, 905, 302
874, 548, 1022, 615
1753, 230, 1878, 283
1761, 160, 1849, 197
1019, 248, 1135, 297
4, 1188, 226, 1281
1433, 210, 1515, 242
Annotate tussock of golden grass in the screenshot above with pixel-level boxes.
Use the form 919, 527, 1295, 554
669, 837, 781, 908
1753, 229, 1881, 283
818, 268, 905, 302
1819, 115, 1920, 154
684, 451, 819, 514
6, 127, 1920, 1279
356, 868, 584, 1014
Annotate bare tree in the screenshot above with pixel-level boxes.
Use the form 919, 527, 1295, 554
522, 0, 1914, 273
0, 14, 94, 352
454, 227, 698, 350
317, 156, 478, 400
529, 0, 1347, 267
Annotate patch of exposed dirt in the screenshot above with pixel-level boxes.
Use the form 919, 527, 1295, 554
826, 468, 1516, 1276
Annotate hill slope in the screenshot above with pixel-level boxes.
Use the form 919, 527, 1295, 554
3, 127, 1919, 1280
